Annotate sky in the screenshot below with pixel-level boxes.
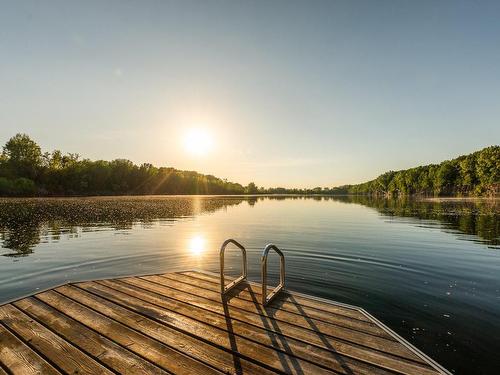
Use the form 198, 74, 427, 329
1, 1, 499, 188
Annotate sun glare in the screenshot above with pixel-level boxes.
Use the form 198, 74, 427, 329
188, 235, 205, 256
184, 128, 213, 156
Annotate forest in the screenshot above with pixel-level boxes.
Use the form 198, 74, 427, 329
341, 145, 499, 197
0, 133, 498, 197
0, 134, 247, 196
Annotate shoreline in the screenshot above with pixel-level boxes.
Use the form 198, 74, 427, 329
418, 196, 499, 202
0, 193, 498, 200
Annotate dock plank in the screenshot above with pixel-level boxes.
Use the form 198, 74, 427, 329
78, 280, 340, 375
0, 304, 112, 375
0, 270, 450, 375
148, 273, 393, 340
0, 324, 60, 375
14, 297, 166, 375
182, 270, 370, 321
172, 271, 386, 332
36, 289, 222, 375
115, 277, 436, 375
135, 274, 421, 361
99, 279, 399, 374
56, 284, 270, 375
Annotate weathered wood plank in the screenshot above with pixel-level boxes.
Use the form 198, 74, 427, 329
0, 270, 447, 375
127, 277, 401, 356
14, 297, 166, 375
174, 271, 386, 331
0, 304, 112, 375
56, 284, 270, 375
77, 281, 341, 375
35, 290, 222, 375
120, 276, 435, 375
98, 279, 393, 375
183, 270, 370, 320
0, 323, 60, 375
143, 273, 393, 343
161, 272, 392, 339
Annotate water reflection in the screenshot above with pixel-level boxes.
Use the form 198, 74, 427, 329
188, 235, 206, 256
0, 196, 245, 257
0, 196, 498, 257
245, 195, 499, 248
334, 196, 499, 248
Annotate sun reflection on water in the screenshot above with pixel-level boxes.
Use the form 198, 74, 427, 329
188, 235, 205, 256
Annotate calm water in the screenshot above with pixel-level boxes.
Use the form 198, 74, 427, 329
0, 195, 499, 374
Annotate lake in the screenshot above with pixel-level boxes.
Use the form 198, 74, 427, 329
0, 195, 498, 374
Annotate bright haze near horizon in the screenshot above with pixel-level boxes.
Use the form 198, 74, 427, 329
1, 1, 499, 188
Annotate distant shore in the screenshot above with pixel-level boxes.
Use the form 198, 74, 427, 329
419, 196, 499, 202
0, 193, 498, 200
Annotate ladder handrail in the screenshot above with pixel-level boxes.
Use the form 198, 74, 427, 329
261, 243, 286, 306
219, 239, 248, 295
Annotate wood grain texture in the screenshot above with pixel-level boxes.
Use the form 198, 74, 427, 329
14, 297, 166, 375
132, 275, 405, 355
120, 276, 435, 375
0, 270, 447, 375
56, 284, 269, 375
0, 324, 60, 375
149, 273, 395, 341
183, 270, 370, 320
35, 289, 222, 375
98, 278, 399, 375
173, 271, 389, 334
0, 304, 112, 375
77, 280, 339, 375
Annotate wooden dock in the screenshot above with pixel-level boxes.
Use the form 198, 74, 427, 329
0, 270, 451, 375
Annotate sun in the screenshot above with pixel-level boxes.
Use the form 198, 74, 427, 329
183, 128, 213, 156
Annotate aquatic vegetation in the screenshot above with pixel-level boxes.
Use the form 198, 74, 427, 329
0, 196, 244, 256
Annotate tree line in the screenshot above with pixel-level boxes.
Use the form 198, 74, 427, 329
341, 146, 499, 197
243, 146, 499, 197
0, 134, 247, 196
0, 133, 498, 196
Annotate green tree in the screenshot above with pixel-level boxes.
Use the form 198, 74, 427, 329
245, 182, 259, 194
13, 177, 36, 195
434, 161, 458, 195
476, 146, 500, 186
49, 150, 64, 169
458, 155, 476, 192
2, 134, 42, 179
0, 177, 13, 195
372, 171, 394, 195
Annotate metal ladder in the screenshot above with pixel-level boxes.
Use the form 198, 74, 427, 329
219, 239, 285, 306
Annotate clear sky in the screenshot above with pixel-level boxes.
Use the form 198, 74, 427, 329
1, 1, 499, 188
